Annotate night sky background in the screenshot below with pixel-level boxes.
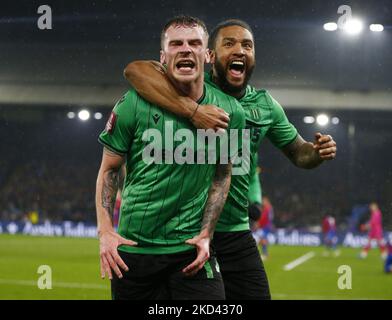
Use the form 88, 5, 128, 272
1, 0, 391, 228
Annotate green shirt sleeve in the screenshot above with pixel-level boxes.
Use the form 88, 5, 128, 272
98, 90, 138, 154
248, 153, 262, 204
265, 92, 298, 149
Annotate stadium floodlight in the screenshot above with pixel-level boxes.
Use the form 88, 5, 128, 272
316, 114, 329, 126
303, 116, 315, 124
78, 110, 90, 121
323, 22, 338, 31
369, 24, 384, 32
332, 117, 340, 125
343, 19, 363, 35
94, 112, 103, 120
67, 112, 75, 119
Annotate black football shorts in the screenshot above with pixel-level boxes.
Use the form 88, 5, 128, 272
212, 230, 271, 300
111, 249, 225, 300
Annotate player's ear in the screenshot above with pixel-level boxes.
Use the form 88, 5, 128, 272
205, 48, 211, 64
160, 50, 166, 64
209, 49, 216, 64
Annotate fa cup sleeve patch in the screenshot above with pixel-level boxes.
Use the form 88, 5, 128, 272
105, 112, 117, 134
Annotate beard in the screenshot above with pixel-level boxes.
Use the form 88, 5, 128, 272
213, 59, 255, 97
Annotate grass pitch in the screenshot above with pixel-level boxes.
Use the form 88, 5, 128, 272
0, 234, 391, 300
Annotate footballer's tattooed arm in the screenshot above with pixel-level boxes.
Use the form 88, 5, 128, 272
201, 163, 232, 237
101, 168, 120, 219
97, 148, 123, 222
124, 60, 229, 131
282, 133, 337, 169
182, 163, 232, 276
96, 148, 136, 280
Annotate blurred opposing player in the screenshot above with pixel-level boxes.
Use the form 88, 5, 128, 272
384, 239, 392, 273
253, 196, 273, 259
360, 202, 387, 259
322, 214, 339, 256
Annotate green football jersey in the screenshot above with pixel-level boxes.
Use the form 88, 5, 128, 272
99, 83, 245, 254
205, 73, 298, 232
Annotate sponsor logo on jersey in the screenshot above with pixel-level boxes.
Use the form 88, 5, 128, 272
152, 113, 161, 124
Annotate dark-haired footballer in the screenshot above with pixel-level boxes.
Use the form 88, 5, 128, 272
96, 16, 245, 300
123, 19, 337, 299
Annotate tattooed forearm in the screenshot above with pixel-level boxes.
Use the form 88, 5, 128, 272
101, 169, 120, 219
96, 147, 125, 234
201, 163, 232, 238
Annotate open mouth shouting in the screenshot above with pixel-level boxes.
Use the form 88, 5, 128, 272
176, 59, 196, 73
228, 59, 245, 80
